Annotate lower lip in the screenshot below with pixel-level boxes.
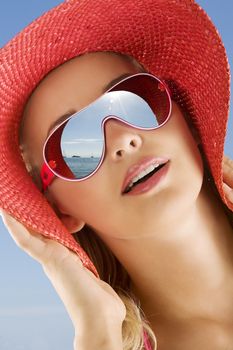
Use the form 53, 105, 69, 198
124, 161, 170, 196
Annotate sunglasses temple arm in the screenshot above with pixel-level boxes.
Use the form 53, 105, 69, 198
40, 161, 56, 193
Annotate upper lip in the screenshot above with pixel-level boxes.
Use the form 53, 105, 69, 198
121, 156, 170, 194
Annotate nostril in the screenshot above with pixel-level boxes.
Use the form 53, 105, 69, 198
116, 150, 124, 157
130, 140, 137, 147
116, 139, 139, 156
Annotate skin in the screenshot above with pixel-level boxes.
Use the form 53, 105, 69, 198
16, 51, 233, 348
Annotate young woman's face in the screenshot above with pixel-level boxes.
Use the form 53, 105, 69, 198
21, 51, 203, 239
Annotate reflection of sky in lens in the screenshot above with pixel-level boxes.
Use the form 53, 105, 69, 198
61, 90, 157, 157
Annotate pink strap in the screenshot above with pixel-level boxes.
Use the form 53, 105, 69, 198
40, 160, 57, 192
143, 329, 153, 350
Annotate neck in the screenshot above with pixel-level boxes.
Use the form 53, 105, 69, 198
102, 177, 233, 324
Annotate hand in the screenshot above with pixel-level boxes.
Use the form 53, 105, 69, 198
0, 210, 126, 336
222, 154, 233, 203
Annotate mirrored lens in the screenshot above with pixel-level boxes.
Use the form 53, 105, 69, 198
60, 91, 159, 178
45, 74, 171, 180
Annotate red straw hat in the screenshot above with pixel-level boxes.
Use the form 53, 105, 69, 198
0, 0, 232, 277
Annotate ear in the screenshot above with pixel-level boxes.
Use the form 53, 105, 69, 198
44, 190, 85, 234
58, 212, 85, 233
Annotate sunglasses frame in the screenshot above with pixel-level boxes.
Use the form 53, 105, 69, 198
40, 72, 172, 192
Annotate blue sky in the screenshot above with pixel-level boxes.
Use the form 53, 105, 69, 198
0, 1, 233, 349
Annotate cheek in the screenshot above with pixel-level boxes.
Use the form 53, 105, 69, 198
177, 122, 203, 174
170, 139, 204, 219
156, 109, 205, 213
49, 179, 110, 224
161, 104, 204, 180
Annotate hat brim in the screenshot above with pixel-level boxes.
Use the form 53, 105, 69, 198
0, 0, 232, 276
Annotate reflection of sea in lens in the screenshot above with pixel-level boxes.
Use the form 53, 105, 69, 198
64, 157, 100, 178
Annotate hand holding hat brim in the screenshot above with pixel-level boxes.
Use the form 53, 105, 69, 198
1, 210, 82, 265
222, 155, 233, 203
0, 210, 126, 334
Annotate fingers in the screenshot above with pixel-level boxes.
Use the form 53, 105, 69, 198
223, 155, 233, 185
1, 210, 73, 266
0, 210, 87, 274
223, 183, 233, 204
222, 155, 233, 203
1, 209, 49, 263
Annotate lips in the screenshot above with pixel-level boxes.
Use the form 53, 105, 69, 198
121, 156, 170, 194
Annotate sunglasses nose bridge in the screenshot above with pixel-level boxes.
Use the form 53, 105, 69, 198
103, 117, 143, 158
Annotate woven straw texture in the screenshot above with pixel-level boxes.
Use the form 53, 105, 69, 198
0, 0, 232, 277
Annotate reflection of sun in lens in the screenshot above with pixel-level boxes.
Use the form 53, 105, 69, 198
108, 98, 114, 111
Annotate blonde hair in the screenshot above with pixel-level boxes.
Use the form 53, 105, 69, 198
73, 225, 157, 350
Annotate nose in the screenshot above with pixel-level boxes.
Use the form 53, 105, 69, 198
104, 118, 143, 161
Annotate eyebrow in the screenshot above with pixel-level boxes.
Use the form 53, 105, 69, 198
47, 73, 134, 136
102, 72, 134, 93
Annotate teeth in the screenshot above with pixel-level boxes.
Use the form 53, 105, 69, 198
127, 163, 160, 190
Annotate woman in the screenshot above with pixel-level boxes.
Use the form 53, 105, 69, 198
0, 1, 233, 349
